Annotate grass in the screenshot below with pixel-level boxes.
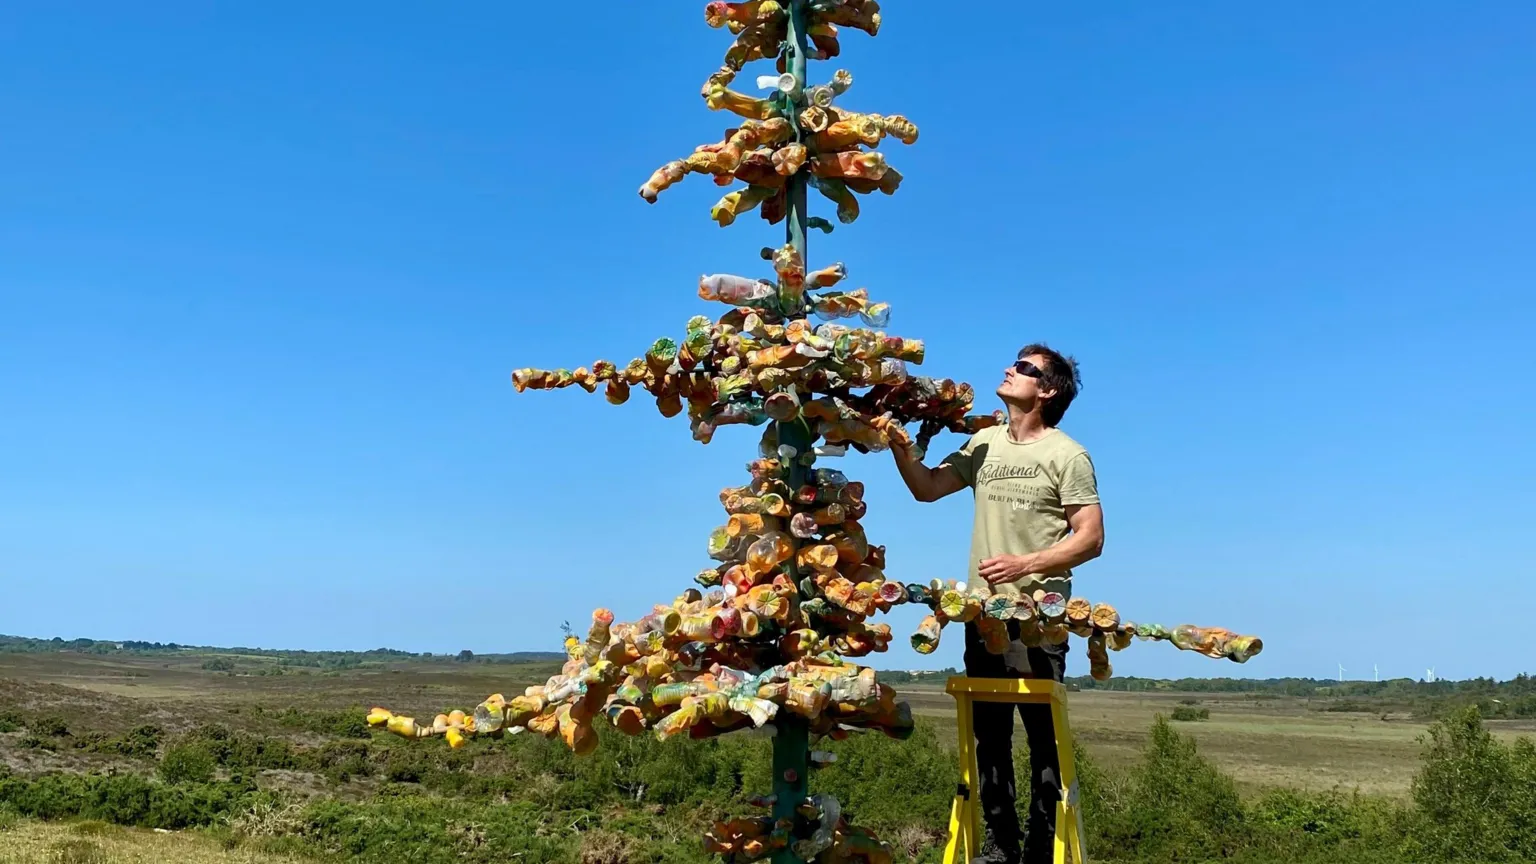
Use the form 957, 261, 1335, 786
901, 684, 1536, 797
0, 820, 305, 864
4, 648, 1536, 862
5, 649, 1531, 802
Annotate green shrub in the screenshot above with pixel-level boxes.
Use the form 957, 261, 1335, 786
384, 748, 429, 784
77, 725, 162, 759
318, 739, 372, 783
293, 797, 570, 863
70, 818, 118, 836
50, 838, 107, 864
1088, 716, 1244, 860
1170, 706, 1210, 722
111, 725, 163, 759
159, 742, 217, 785
223, 733, 299, 773
18, 734, 55, 751
28, 715, 69, 737
0, 771, 267, 830
0, 710, 22, 733
272, 706, 371, 739
814, 722, 953, 837
1245, 786, 1410, 861
1406, 706, 1536, 862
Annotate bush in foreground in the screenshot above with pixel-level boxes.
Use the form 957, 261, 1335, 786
2, 710, 1534, 862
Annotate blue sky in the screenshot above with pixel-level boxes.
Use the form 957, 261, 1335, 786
2, 3, 1532, 681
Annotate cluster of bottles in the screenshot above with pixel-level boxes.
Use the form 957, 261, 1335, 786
511, 246, 1000, 453
707, 793, 892, 864
641, 0, 911, 228
366, 613, 911, 754
367, 443, 917, 755
704, 0, 882, 77
899, 580, 1264, 680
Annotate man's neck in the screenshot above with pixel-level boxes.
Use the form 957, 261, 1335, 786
1005, 406, 1052, 443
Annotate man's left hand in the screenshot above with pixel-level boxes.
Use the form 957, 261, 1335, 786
977, 554, 1039, 585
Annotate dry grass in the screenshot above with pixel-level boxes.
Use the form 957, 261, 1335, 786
577, 827, 639, 864
0, 652, 560, 719
5, 650, 1533, 803
902, 684, 1536, 798
0, 820, 303, 864
0, 651, 558, 785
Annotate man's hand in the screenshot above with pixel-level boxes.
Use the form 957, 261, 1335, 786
978, 554, 1040, 585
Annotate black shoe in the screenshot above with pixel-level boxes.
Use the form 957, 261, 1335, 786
970, 832, 1022, 864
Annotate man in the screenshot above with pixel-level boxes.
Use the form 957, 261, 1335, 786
890, 344, 1104, 864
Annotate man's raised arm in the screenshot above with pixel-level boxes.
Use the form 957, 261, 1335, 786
890, 436, 967, 502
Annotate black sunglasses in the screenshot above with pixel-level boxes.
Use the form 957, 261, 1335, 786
1013, 359, 1044, 378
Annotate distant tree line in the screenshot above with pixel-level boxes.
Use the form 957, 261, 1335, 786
0, 634, 562, 666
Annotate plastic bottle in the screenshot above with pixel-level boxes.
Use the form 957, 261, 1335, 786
813, 176, 860, 223
1091, 602, 1121, 631
808, 261, 847, 288
977, 617, 1011, 655
790, 512, 819, 538
727, 513, 778, 538
796, 543, 839, 573
1065, 597, 1093, 628
745, 531, 794, 575
811, 288, 870, 320
708, 526, 744, 562
786, 319, 835, 351
1036, 592, 1068, 621
813, 468, 848, 488
639, 159, 688, 203
785, 679, 832, 718
910, 615, 943, 654
764, 388, 802, 422
584, 609, 614, 665
1087, 633, 1112, 682
715, 398, 768, 427
699, 273, 776, 306
859, 302, 892, 327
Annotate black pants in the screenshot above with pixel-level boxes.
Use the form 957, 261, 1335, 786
963, 620, 1068, 864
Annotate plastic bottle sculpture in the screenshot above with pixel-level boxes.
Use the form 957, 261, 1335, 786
369, 3, 1261, 861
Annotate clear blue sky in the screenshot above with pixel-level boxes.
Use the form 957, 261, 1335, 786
2, 3, 1532, 682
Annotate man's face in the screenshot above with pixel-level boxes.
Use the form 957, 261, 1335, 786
997, 352, 1053, 405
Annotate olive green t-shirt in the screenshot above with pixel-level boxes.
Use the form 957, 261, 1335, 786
940, 425, 1099, 600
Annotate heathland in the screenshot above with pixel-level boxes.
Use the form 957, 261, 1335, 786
1, 636, 1532, 863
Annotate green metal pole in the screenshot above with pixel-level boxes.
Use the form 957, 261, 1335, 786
784, 0, 811, 261
771, 2, 813, 861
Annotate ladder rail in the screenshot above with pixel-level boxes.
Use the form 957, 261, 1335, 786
942, 676, 1087, 864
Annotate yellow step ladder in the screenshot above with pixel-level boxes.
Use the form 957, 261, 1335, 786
941, 676, 1087, 864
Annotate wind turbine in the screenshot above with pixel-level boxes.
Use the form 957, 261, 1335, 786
1426, 667, 1436, 683
1374, 663, 1379, 683
1338, 662, 1347, 682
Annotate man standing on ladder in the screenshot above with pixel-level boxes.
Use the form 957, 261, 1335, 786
890, 344, 1105, 864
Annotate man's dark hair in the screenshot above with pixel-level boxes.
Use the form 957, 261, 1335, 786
1019, 343, 1081, 427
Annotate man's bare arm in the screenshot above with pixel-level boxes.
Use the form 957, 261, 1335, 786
977, 503, 1105, 584
890, 438, 967, 502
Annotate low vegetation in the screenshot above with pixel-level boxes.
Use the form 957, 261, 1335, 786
0, 701, 1531, 862
2, 640, 1533, 862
